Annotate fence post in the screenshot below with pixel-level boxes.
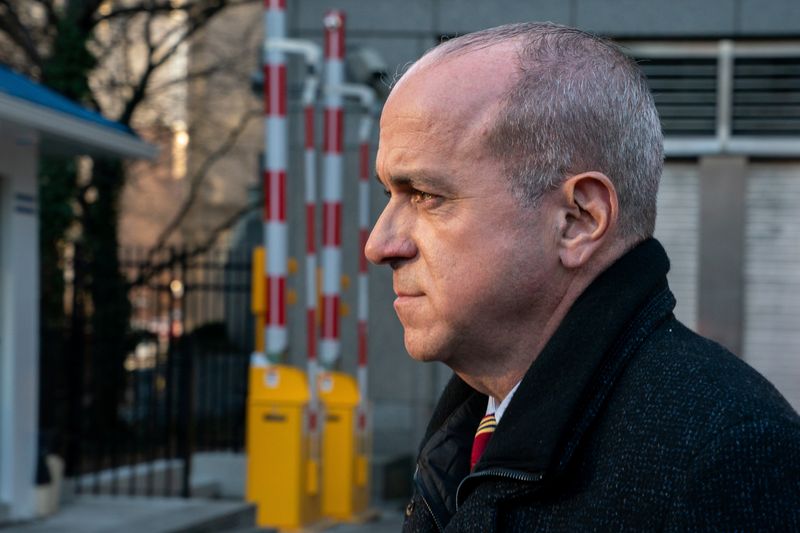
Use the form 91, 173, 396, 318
67, 242, 86, 492
176, 249, 194, 498
165, 246, 177, 494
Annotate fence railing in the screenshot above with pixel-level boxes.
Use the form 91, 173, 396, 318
39, 246, 253, 497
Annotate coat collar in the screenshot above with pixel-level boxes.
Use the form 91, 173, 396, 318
480, 238, 675, 475
416, 239, 677, 521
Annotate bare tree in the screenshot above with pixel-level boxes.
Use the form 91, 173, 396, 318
0, 0, 261, 253
0, 0, 263, 464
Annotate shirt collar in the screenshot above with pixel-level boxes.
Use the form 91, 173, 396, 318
486, 380, 522, 423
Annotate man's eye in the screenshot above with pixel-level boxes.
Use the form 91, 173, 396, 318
383, 188, 391, 199
411, 190, 439, 204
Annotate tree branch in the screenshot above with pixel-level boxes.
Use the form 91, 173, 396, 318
186, 200, 259, 257
116, 0, 239, 125
30, 0, 58, 30
144, 107, 260, 262
147, 62, 233, 92
92, 0, 256, 27
93, 1, 175, 26
74, 0, 105, 33
128, 199, 260, 288
114, 6, 159, 125
0, 0, 44, 70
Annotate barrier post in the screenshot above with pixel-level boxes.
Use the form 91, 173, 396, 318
318, 11, 375, 520
263, 0, 288, 363
246, 2, 322, 528
320, 10, 345, 370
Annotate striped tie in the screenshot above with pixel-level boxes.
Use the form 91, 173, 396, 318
470, 413, 497, 471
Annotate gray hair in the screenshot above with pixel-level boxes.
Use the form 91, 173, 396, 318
423, 22, 664, 240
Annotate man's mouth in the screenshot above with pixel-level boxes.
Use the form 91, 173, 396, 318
393, 291, 423, 311
394, 290, 423, 298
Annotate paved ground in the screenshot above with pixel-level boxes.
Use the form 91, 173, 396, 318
0, 496, 254, 533
0, 497, 405, 533
325, 507, 404, 533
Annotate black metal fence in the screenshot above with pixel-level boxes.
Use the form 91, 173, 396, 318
39, 246, 253, 497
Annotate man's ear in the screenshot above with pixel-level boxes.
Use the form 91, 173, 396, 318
557, 172, 618, 269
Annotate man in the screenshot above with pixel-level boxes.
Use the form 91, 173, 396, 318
365, 22, 800, 531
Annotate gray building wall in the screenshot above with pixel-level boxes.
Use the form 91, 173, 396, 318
289, 0, 800, 39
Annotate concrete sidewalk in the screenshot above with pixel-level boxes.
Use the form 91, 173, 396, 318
324, 508, 404, 533
0, 497, 404, 533
1, 496, 255, 533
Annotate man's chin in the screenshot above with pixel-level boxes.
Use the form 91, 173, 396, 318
406, 350, 446, 363
403, 334, 450, 364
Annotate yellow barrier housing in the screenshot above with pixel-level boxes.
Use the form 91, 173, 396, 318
250, 247, 266, 352
246, 363, 320, 529
318, 371, 369, 521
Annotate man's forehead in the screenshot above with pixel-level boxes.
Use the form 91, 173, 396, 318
387, 41, 519, 116
375, 42, 519, 182
405, 39, 520, 86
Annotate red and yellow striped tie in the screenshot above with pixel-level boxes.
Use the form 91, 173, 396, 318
470, 413, 497, 471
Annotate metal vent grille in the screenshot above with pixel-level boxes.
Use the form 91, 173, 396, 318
733, 57, 800, 136
637, 58, 718, 136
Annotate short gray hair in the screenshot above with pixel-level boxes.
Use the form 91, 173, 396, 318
424, 22, 664, 240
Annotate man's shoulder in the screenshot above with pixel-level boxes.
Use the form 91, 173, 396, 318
566, 317, 800, 528
609, 316, 800, 442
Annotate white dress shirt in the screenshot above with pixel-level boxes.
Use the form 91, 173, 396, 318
486, 380, 522, 423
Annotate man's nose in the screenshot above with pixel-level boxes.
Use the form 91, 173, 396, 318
365, 205, 417, 267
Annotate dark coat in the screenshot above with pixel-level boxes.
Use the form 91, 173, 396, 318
404, 239, 800, 532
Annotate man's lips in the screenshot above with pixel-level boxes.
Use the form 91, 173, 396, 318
393, 291, 424, 311
394, 291, 423, 298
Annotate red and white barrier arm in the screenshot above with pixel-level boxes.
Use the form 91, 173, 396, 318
320, 10, 345, 369
264, 31, 323, 436
328, 82, 376, 432
357, 110, 373, 435
263, 0, 288, 361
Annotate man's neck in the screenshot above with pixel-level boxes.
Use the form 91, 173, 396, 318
452, 274, 595, 401
453, 321, 552, 401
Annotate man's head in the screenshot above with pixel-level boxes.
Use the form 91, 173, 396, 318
366, 23, 664, 388
426, 22, 664, 240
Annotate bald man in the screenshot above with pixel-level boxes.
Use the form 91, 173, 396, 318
366, 22, 800, 532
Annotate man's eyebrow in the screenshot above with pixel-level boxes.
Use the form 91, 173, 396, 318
376, 172, 455, 193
